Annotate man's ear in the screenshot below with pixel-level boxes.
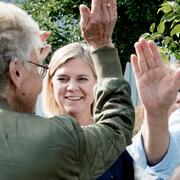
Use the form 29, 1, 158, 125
8, 59, 23, 89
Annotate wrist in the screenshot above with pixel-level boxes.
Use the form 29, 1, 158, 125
88, 41, 114, 52
144, 109, 169, 129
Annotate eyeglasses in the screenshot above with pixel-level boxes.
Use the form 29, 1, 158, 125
27, 61, 49, 78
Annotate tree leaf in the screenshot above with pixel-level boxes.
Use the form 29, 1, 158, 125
159, 47, 170, 63
141, 33, 150, 39
162, 36, 173, 47
157, 21, 165, 33
170, 24, 180, 36
150, 23, 155, 33
158, 2, 172, 14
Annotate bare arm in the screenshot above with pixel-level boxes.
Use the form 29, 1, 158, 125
131, 38, 180, 165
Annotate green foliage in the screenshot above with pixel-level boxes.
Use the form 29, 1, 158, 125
113, 0, 163, 71
142, 0, 180, 62
16, 0, 82, 63
16, 0, 163, 71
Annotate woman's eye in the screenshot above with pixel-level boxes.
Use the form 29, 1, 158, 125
79, 77, 88, 81
57, 77, 68, 82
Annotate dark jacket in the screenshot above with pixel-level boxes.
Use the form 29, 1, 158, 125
97, 150, 134, 180
0, 47, 135, 179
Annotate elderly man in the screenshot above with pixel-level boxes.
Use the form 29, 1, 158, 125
0, 1, 134, 179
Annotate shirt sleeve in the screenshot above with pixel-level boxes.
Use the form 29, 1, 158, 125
127, 109, 180, 180
79, 47, 135, 179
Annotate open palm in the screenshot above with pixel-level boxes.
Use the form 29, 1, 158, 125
131, 39, 180, 113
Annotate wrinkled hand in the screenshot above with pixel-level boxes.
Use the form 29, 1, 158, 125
131, 39, 180, 113
39, 31, 51, 62
79, 0, 117, 51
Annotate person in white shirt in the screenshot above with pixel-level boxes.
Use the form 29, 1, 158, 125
127, 38, 180, 180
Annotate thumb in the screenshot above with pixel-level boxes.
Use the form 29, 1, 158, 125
40, 31, 51, 42
40, 45, 51, 62
79, 4, 90, 31
173, 67, 180, 92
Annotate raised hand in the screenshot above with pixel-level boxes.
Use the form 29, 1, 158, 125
39, 31, 51, 62
79, 0, 117, 51
131, 38, 180, 114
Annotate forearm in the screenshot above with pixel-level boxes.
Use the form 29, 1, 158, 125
92, 46, 134, 150
82, 47, 134, 178
142, 110, 169, 165
91, 47, 122, 81
82, 78, 134, 178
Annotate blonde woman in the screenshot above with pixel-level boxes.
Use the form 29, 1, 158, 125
42, 42, 134, 179
42, 42, 96, 125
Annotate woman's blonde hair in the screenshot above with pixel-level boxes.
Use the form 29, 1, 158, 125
42, 42, 97, 117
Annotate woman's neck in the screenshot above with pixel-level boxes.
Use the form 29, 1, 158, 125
70, 112, 94, 126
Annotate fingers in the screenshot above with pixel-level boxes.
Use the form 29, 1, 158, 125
40, 45, 51, 62
139, 39, 157, 69
102, 0, 110, 22
131, 54, 141, 79
91, 0, 101, 13
134, 38, 163, 74
101, 0, 117, 31
92, 0, 117, 23
108, 0, 117, 23
148, 40, 163, 67
172, 68, 180, 92
40, 31, 51, 42
101, 0, 111, 39
134, 41, 149, 73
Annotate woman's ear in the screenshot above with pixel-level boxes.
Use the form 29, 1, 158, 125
8, 59, 23, 89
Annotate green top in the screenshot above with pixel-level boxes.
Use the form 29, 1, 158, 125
0, 47, 134, 180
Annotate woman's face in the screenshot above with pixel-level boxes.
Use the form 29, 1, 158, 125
51, 58, 96, 116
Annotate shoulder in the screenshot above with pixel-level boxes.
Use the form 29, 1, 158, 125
9, 111, 83, 144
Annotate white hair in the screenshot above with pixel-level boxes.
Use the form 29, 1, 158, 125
0, 2, 42, 91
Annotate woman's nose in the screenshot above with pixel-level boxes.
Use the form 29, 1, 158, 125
66, 81, 79, 91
